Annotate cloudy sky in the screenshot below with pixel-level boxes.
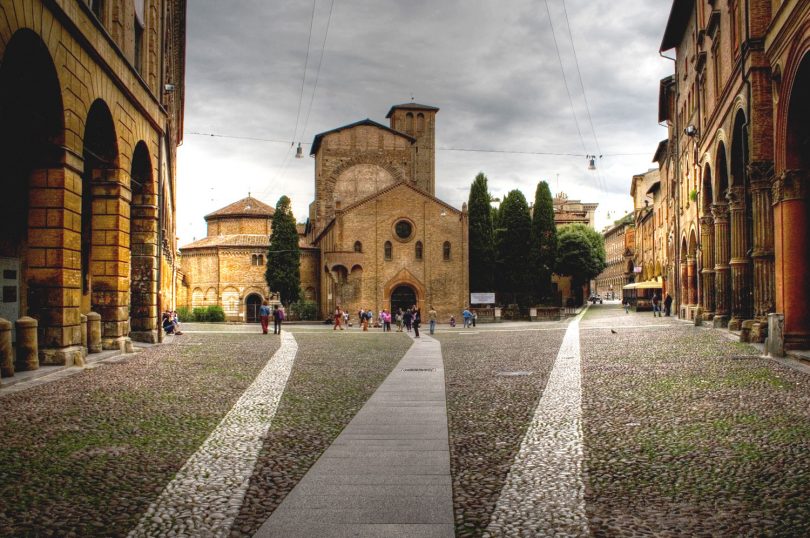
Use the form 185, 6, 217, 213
176, 0, 674, 245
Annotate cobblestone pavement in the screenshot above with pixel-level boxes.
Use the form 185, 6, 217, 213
2, 312, 809, 537
0, 332, 280, 537
580, 304, 810, 537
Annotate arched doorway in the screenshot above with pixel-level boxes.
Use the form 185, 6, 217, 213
0, 29, 64, 336
713, 142, 731, 325
245, 294, 263, 323
129, 141, 156, 341
390, 285, 417, 313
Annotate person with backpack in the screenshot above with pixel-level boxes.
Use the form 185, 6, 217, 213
272, 304, 284, 334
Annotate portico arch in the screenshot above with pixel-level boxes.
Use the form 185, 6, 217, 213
774, 50, 810, 348
713, 142, 731, 325
129, 141, 158, 341
727, 110, 753, 329
0, 29, 75, 358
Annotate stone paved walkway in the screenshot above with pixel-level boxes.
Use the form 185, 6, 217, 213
486, 308, 589, 537
130, 332, 298, 537
254, 334, 455, 538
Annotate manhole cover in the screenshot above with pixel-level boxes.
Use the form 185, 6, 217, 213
402, 368, 436, 372
496, 371, 533, 377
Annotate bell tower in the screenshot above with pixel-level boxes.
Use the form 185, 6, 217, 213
386, 103, 439, 195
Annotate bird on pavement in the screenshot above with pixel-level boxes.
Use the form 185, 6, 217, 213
610, 329, 617, 334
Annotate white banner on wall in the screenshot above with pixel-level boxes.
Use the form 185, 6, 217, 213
471, 292, 496, 304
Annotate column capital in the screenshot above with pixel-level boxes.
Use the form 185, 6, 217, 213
772, 169, 809, 204
711, 202, 729, 222
699, 215, 714, 227
747, 160, 774, 186
727, 185, 746, 211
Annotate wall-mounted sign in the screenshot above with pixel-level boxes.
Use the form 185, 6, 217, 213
470, 292, 496, 304
633, 266, 642, 273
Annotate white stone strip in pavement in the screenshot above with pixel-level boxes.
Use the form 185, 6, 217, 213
129, 331, 298, 538
486, 308, 590, 537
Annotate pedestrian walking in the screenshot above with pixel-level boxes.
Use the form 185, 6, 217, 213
472, 309, 477, 327
412, 308, 421, 338
664, 293, 673, 317
333, 305, 344, 330
652, 293, 662, 317
383, 309, 392, 332
623, 298, 630, 314
449, 315, 456, 327
395, 308, 403, 332
403, 309, 413, 332
259, 300, 271, 334
272, 304, 284, 334
428, 305, 438, 335
462, 308, 472, 328
362, 308, 371, 331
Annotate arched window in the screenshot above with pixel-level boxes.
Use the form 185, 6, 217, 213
443, 241, 451, 261
417, 113, 425, 133
251, 254, 258, 265
415, 241, 423, 260
258, 254, 264, 266
354, 241, 362, 253
384, 241, 392, 260
406, 113, 414, 134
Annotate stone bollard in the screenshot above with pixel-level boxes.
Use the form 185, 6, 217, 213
80, 313, 88, 359
740, 320, 754, 343
15, 317, 39, 371
766, 313, 785, 357
693, 307, 703, 327
87, 312, 102, 354
0, 318, 12, 377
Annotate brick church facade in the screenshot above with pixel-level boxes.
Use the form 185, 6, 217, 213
0, 1, 185, 371
303, 103, 469, 320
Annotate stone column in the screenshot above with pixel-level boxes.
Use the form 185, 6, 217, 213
0, 318, 12, 377
130, 193, 159, 344
89, 176, 132, 351
772, 170, 810, 349
687, 255, 698, 306
700, 215, 716, 316
680, 260, 688, 313
26, 166, 83, 366
15, 317, 39, 371
712, 202, 731, 327
727, 186, 752, 330
749, 162, 775, 342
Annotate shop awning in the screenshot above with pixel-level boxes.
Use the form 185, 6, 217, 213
623, 279, 663, 290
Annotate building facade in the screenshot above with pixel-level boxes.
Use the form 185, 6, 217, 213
305, 103, 469, 320
594, 213, 634, 300
0, 0, 186, 370
660, 0, 810, 347
552, 192, 598, 228
178, 197, 279, 322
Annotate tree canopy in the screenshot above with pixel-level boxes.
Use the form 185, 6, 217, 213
529, 181, 557, 304
468, 172, 496, 292
265, 195, 301, 305
555, 223, 607, 288
495, 189, 532, 303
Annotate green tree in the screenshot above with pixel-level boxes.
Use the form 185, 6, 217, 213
468, 172, 496, 292
555, 223, 607, 298
265, 195, 301, 305
529, 181, 557, 304
495, 189, 532, 305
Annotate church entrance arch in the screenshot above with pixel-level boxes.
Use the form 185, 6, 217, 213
390, 285, 417, 313
245, 293, 263, 323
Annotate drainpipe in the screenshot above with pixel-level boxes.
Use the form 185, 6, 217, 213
157, 134, 164, 343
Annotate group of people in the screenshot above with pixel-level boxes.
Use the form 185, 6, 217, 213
161, 310, 183, 335
259, 300, 285, 334
330, 305, 484, 336
623, 293, 673, 316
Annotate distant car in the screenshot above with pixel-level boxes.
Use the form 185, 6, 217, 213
589, 295, 603, 304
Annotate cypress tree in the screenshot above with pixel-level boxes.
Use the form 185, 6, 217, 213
495, 189, 532, 305
467, 172, 496, 292
265, 195, 301, 306
529, 181, 557, 304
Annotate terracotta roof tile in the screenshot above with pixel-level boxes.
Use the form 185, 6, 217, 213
204, 196, 275, 220
180, 234, 270, 250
